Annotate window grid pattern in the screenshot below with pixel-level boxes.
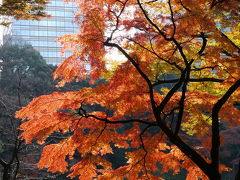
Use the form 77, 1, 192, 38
12, 0, 78, 65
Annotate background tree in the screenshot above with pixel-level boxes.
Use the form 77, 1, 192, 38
0, 43, 55, 179
0, 43, 55, 96
16, 0, 240, 180
0, 0, 48, 23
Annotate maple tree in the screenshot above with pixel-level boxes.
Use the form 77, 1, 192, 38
16, 0, 240, 179
0, 0, 48, 21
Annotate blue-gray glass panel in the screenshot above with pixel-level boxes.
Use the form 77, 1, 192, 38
12, 1, 78, 64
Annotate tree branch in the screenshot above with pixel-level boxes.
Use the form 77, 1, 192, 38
198, 32, 207, 55
104, 40, 157, 117
127, 38, 183, 71
152, 77, 224, 86
0, 159, 7, 167
139, 125, 151, 179
179, 0, 191, 12
168, 0, 176, 39
211, 79, 240, 179
220, 31, 240, 52
174, 65, 190, 135
108, 0, 128, 40
136, 0, 170, 41
156, 60, 193, 115
85, 114, 157, 126
137, 0, 189, 65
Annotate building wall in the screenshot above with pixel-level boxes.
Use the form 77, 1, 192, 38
12, 0, 78, 65
0, 0, 12, 46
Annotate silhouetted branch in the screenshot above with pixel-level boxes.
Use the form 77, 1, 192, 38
168, 0, 176, 39
104, 39, 157, 118
179, 0, 191, 12
211, 79, 240, 179
174, 65, 190, 135
220, 31, 240, 52
136, 0, 170, 40
86, 113, 157, 126
139, 125, 151, 179
198, 32, 207, 55
127, 38, 183, 71
152, 77, 224, 86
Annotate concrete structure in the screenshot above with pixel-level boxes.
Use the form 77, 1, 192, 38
11, 0, 78, 64
0, 0, 12, 45
0, 22, 12, 46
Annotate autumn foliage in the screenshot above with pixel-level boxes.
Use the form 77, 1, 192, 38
0, 0, 48, 21
16, 0, 240, 179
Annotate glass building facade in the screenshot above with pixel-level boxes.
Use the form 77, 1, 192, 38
12, 0, 78, 64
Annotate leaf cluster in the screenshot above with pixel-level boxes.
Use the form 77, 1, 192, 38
16, 0, 240, 179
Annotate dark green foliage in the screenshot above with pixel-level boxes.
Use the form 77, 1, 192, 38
0, 43, 55, 179
0, 43, 55, 97
0, 43, 109, 179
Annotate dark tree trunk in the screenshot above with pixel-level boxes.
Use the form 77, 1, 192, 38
235, 160, 240, 180
2, 163, 11, 180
